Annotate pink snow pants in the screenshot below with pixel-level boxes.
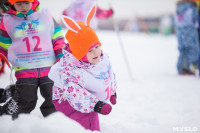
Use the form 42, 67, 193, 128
53, 99, 100, 131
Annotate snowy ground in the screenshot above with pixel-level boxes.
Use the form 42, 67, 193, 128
0, 30, 200, 133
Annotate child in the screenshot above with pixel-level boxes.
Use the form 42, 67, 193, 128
174, 0, 199, 75
48, 4, 117, 131
62, 0, 98, 29
62, 0, 113, 30
0, 0, 66, 118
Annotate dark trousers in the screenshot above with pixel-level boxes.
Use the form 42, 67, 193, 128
14, 76, 56, 117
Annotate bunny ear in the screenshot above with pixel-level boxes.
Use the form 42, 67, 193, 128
61, 15, 81, 33
86, 3, 96, 27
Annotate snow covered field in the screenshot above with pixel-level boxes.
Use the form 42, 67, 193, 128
1, 0, 200, 132
0, 30, 200, 133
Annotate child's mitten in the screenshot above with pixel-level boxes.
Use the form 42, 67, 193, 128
110, 93, 117, 105
94, 101, 112, 115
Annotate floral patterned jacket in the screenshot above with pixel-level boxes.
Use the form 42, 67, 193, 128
48, 45, 117, 113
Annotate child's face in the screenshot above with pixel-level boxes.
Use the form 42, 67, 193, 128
86, 44, 101, 64
14, 1, 32, 15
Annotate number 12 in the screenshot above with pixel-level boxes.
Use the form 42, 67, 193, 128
23, 36, 42, 52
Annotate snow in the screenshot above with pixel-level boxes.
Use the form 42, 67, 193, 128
1, 0, 200, 132
1, 31, 200, 133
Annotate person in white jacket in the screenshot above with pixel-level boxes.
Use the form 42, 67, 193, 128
48, 4, 117, 131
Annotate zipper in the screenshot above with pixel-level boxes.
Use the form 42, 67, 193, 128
24, 14, 27, 20
38, 68, 40, 78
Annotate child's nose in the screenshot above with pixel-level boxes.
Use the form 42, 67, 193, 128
22, 4, 27, 10
93, 49, 99, 55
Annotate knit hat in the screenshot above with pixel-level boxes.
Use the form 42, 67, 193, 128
8, 0, 34, 5
62, 3, 101, 60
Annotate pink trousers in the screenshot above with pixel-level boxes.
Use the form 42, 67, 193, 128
53, 99, 100, 131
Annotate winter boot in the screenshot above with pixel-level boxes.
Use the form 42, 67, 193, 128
0, 97, 21, 120
0, 88, 5, 103
0, 105, 3, 116
0, 84, 16, 103
179, 67, 195, 75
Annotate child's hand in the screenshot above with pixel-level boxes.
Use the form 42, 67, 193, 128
94, 101, 112, 115
110, 93, 117, 105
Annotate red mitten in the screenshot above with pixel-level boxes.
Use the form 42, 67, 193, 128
110, 93, 117, 105
94, 101, 112, 115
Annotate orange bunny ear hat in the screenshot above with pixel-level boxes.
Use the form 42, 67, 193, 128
61, 3, 101, 60
8, 0, 34, 5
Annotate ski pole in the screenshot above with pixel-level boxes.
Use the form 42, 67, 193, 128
109, 3, 134, 82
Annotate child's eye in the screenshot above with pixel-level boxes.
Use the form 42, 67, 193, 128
88, 49, 93, 52
95, 45, 99, 49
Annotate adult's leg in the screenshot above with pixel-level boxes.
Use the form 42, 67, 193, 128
182, 27, 199, 73
177, 45, 184, 73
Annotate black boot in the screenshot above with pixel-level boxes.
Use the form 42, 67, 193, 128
0, 84, 16, 104
0, 106, 3, 116
180, 67, 195, 75
0, 88, 6, 103
0, 97, 21, 119
4, 85, 16, 99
